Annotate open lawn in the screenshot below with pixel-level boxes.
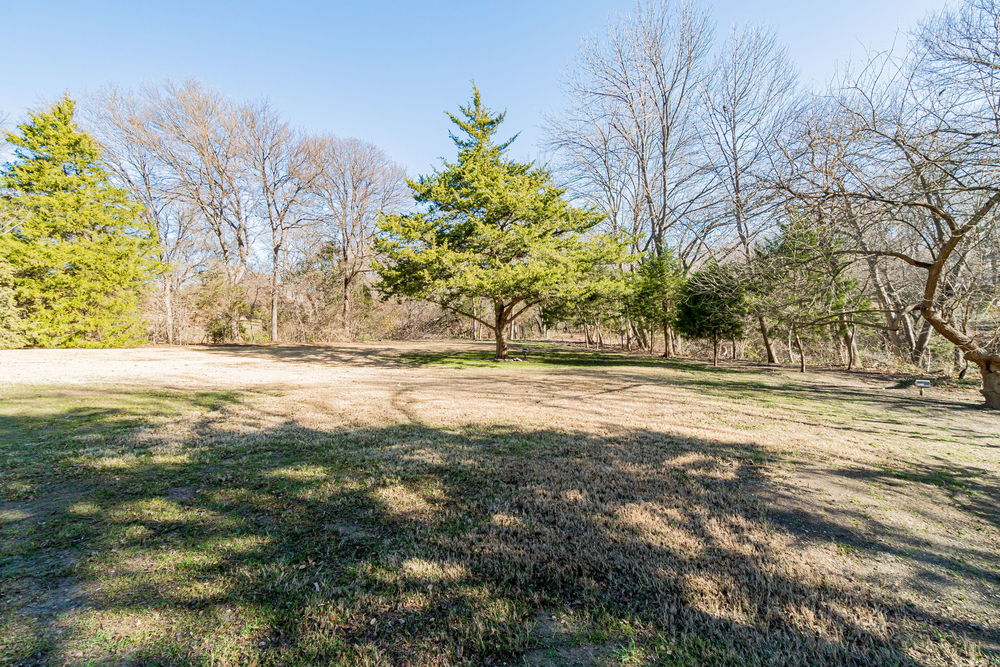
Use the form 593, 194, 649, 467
1, 341, 998, 666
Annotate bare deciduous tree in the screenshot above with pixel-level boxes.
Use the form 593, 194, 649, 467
781, 15, 1000, 406
88, 87, 204, 344
700, 24, 797, 362
242, 103, 322, 342
313, 138, 406, 337
550, 0, 715, 264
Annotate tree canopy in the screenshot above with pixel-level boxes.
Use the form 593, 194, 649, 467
675, 262, 749, 365
0, 96, 160, 347
375, 86, 626, 359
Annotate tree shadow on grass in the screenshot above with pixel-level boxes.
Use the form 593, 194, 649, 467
521, 364, 994, 445
1, 390, 996, 665
197, 342, 990, 423
399, 346, 746, 373
194, 343, 993, 447
197, 343, 419, 368
197, 340, 742, 375
825, 460, 1000, 541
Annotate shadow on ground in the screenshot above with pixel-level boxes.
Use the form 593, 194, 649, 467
2, 388, 996, 665
197, 341, 741, 373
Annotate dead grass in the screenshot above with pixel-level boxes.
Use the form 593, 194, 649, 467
0, 341, 997, 665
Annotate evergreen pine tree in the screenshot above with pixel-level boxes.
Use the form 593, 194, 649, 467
375, 86, 624, 359
675, 263, 750, 366
0, 96, 160, 347
628, 249, 685, 357
0, 259, 24, 348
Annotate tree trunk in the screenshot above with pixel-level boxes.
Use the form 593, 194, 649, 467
794, 329, 805, 373
758, 316, 776, 364
270, 245, 281, 343
978, 360, 1000, 409
731, 337, 737, 361
493, 303, 509, 360
835, 325, 848, 366
912, 318, 932, 365
163, 283, 175, 345
342, 276, 351, 339
845, 323, 860, 371
494, 326, 508, 360
898, 311, 918, 358
917, 304, 1000, 408
629, 320, 646, 351
954, 347, 968, 378
229, 303, 241, 342
662, 321, 673, 358
712, 339, 719, 367
270, 272, 279, 343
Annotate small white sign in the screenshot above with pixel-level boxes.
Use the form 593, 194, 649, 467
914, 379, 931, 388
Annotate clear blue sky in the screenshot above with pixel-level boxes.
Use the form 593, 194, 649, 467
2, 0, 945, 174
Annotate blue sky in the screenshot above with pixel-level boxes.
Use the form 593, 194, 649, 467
2, 1, 945, 174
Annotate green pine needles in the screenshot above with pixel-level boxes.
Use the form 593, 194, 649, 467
0, 96, 161, 347
375, 86, 627, 359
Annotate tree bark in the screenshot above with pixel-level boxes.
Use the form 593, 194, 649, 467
342, 276, 351, 339
912, 319, 932, 365
493, 302, 509, 360
229, 305, 241, 342
662, 321, 674, 358
758, 316, 776, 363
954, 347, 968, 378
270, 246, 281, 343
846, 323, 860, 371
979, 360, 1000, 409
270, 276, 279, 343
712, 339, 719, 367
794, 329, 805, 373
163, 283, 175, 345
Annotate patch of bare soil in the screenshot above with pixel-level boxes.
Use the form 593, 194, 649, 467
522, 612, 619, 666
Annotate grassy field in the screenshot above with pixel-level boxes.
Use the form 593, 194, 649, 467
1, 341, 997, 666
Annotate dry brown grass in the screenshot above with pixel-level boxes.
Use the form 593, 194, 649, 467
1, 341, 997, 665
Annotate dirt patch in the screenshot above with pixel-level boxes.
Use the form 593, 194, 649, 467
21, 577, 87, 618
522, 612, 619, 667
522, 643, 620, 666
166, 485, 199, 501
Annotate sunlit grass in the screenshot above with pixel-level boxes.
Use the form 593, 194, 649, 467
1, 346, 997, 665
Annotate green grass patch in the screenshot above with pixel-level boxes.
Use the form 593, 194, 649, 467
399, 344, 738, 372
0, 356, 994, 666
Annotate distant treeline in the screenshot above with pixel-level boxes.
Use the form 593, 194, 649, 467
1, 0, 999, 407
